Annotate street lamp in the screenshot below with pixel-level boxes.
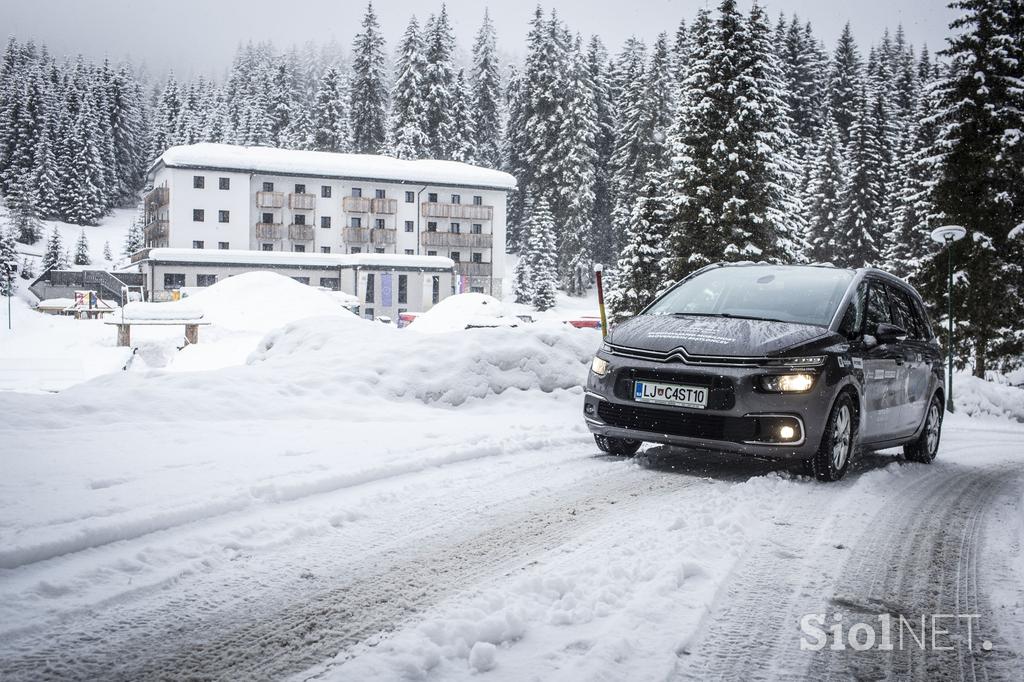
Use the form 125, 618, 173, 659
3, 261, 12, 331
930, 225, 968, 413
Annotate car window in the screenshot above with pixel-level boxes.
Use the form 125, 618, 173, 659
887, 285, 922, 339
865, 282, 891, 332
912, 297, 934, 339
645, 266, 854, 327
839, 282, 867, 338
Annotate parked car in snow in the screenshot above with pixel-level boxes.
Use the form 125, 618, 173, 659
584, 263, 945, 481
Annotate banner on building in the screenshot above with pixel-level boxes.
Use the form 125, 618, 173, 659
457, 275, 470, 294
381, 273, 393, 307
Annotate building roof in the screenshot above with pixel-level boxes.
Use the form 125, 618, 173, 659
153, 143, 517, 191
139, 248, 456, 271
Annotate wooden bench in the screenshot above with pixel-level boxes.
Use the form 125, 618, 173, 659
104, 319, 211, 347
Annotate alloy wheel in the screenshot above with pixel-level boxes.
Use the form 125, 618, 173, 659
926, 403, 941, 455
831, 404, 852, 470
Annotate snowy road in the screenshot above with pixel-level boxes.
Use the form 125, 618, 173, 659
1, 398, 1022, 681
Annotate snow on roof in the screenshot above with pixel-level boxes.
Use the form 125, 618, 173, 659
155, 143, 517, 191
142, 248, 456, 270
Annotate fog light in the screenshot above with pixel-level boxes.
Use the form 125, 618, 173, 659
760, 373, 815, 393
584, 403, 595, 415
779, 425, 796, 440
591, 356, 609, 376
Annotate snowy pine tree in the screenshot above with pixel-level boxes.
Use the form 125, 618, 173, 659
525, 194, 557, 311
586, 37, 617, 268
350, 2, 388, 154
423, 6, 457, 159
311, 67, 350, 153
804, 110, 846, 263
388, 16, 430, 159
0, 226, 17, 295
834, 85, 885, 267
102, 240, 113, 261
73, 228, 90, 265
608, 177, 667, 320
42, 225, 64, 271
469, 11, 502, 168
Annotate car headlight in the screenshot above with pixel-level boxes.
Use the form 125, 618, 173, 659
764, 355, 825, 367
760, 373, 815, 392
591, 356, 609, 377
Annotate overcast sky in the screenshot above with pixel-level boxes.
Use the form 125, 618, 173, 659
1, 0, 957, 79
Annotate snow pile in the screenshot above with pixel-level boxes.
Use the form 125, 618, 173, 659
953, 373, 1024, 422
250, 316, 599, 405
406, 292, 518, 333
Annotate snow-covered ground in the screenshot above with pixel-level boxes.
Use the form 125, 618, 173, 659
1, 270, 1023, 680
12, 207, 136, 274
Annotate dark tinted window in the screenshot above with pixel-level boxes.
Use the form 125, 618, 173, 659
887, 285, 922, 339
865, 282, 892, 331
839, 282, 868, 338
646, 266, 854, 327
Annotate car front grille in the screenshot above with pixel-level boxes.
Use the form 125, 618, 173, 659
596, 401, 756, 442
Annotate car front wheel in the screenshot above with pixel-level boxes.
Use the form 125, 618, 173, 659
904, 394, 943, 463
807, 393, 856, 482
594, 434, 643, 457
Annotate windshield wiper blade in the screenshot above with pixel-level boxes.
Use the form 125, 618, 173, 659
672, 312, 793, 324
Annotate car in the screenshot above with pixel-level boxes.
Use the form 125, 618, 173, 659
583, 263, 945, 481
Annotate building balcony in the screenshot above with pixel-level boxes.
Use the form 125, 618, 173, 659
371, 197, 398, 214
342, 196, 372, 213
420, 231, 493, 249
255, 223, 283, 239
288, 224, 315, 241
343, 227, 397, 245
289, 193, 317, 210
144, 221, 168, 247
454, 261, 493, 277
144, 186, 169, 209
256, 191, 285, 208
421, 202, 493, 221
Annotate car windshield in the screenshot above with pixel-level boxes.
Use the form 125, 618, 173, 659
645, 265, 854, 327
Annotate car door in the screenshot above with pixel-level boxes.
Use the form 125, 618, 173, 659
860, 281, 904, 442
887, 284, 931, 435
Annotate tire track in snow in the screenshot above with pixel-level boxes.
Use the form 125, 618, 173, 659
0, 453, 699, 681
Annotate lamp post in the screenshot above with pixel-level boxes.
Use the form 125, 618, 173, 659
930, 225, 968, 413
3, 261, 12, 331
594, 263, 608, 337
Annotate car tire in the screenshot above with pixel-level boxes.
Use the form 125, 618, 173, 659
807, 392, 857, 482
904, 394, 943, 463
594, 434, 643, 457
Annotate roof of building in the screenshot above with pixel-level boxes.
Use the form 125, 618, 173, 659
153, 143, 517, 191
138, 248, 456, 271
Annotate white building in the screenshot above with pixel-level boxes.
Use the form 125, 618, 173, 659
138, 143, 515, 307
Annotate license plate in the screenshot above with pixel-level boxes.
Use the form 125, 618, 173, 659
634, 381, 708, 409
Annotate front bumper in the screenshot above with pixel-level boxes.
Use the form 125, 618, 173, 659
584, 353, 837, 460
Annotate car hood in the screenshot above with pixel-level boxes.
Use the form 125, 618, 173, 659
607, 314, 829, 358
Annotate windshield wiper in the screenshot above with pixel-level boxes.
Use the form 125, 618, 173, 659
671, 312, 795, 324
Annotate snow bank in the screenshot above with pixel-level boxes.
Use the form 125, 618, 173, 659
954, 373, 1024, 422
406, 292, 518, 334
250, 316, 599, 405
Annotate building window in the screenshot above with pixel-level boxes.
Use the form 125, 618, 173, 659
321, 246, 331, 253
451, 194, 461, 204
450, 222, 460, 233
193, 175, 205, 189
218, 210, 230, 223
218, 241, 229, 249
365, 273, 375, 303
375, 188, 386, 199
293, 244, 305, 252
262, 243, 274, 251
262, 181, 274, 192
294, 183, 306, 194
321, 185, 332, 198
350, 217, 362, 228
432, 276, 440, 304
473, 195, 482, 206
219, 177, 230, 190
164, 273, 186, 289
351, 246, 362, 254
450, 251, 461, 261
364, 308, 375, 320
404, 220, 414, 232
427, 221, 437, 232
192, 240, 204, 249
294, 214, 306, 226
374, 247, 385, 254
374, 218, 385, 229
398, 274, 408, 304
405, 191, 415, 203
197, 274, 218, 287
428, 192, 438, 203
321, 216, 332, 228
405, 249, 415, 255
471, 252, 483, 263
261, 212, 274, 224
351, 187, 362, 198
320, 277, 340, 290
427, 250, 437, 256
471, 223, 482, 234
470, 286, 484, 294
292, 276, 310, 285
193, 209, 205, 222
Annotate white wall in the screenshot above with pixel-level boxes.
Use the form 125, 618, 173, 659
161, 167, 252, 251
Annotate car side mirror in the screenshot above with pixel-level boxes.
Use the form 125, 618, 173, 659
875, 323, 907, 344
